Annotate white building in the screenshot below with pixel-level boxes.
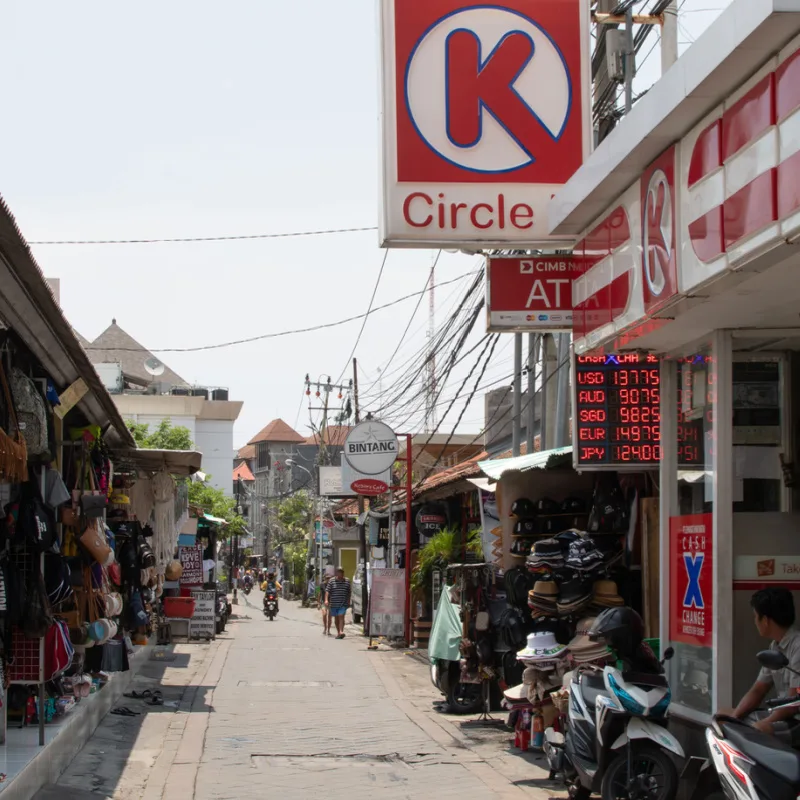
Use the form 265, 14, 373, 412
81, 319, 243, 495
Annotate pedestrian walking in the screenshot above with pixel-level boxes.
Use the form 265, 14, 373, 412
319, 575, 332, 636
325, 568, 352, 640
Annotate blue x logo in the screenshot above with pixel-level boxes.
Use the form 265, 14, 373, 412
683, 553, 705, 609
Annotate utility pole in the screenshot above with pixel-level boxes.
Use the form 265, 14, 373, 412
624, 5, 635, 114
512, 333, 522, 457
353, 357, 368, 633
526, 333, 538, 453
661, 1, 678, 72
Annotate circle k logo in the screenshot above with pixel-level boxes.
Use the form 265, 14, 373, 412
404, 6, 572, 174
643, 169, 673, 298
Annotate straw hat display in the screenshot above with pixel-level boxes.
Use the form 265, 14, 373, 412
528, 580, 559, 615
567, 616, 613, 664
592, 579, 625, 609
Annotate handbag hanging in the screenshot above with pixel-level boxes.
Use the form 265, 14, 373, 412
79, 518, 114, 567
0, 359, 28, 483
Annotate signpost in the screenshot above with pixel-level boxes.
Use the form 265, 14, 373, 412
368, 569, 406, 639
190, 589, 216, 640
669, 514, 713, 648
487, 256, 579, 331
179, 545, 204, 586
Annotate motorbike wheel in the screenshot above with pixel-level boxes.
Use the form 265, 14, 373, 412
567, 783, 591, 800
601, 743, 678, 800
445, 682, 483, 715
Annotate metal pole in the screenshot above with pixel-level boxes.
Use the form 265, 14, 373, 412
540, 334, 549, 451
661, 1, 678, 72
512, 332, 522, 457
404, 433, 413, 645
353, 357, 369, 634
554, 333, 570, 448
625, 6, 634, 114
526, 333, 538, 453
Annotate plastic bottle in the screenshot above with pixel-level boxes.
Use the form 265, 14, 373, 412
531, 710, 545, 751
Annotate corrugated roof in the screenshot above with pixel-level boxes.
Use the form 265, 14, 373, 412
248, 418, 305, 445
479, 446, 573, 481
85, 320, 187, 387
234, 462, 255, 482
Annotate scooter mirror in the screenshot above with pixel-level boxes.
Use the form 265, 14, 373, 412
757, 649, 789, 670
662, 647, 675, 661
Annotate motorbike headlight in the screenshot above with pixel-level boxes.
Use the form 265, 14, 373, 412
608, 674, 646, 716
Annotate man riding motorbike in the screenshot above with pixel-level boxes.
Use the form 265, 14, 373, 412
732, 587, 800, 743
261, 572, 282, 613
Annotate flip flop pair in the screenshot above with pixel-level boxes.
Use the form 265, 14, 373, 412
111, 707, 140, 717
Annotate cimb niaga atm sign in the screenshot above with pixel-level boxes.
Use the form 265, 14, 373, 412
379, 0, 589, 248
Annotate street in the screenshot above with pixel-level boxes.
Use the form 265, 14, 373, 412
34, 591, 556, 800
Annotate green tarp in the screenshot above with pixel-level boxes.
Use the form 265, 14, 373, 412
428, 587, 462, 663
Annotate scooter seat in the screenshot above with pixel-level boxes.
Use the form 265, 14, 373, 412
723, 723, 800, 785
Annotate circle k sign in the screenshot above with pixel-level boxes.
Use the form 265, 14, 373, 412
379, 0, 588, 248
344, 421, 399, 476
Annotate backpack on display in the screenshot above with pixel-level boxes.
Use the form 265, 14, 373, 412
10, 368, 48, 456
21, 560, 54, 638
44, 620, 74, 681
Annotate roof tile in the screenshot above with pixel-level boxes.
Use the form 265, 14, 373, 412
248, 418, 305, 445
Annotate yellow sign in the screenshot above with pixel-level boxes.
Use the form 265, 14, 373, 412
54, 378, 89, 420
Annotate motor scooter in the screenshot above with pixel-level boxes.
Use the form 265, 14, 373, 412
699, 649, 800, 800
263, 592, 278, 621
544, 647, 683, 800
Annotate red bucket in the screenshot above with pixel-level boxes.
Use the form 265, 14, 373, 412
163, 597, 196, 618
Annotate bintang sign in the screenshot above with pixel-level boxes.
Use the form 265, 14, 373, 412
344, 421, 399, 475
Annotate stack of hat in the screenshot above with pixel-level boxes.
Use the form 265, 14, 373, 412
592, 579, 625, 610
522, 664, 563, 702
516, 631, 567, 663
527, 580, 559, 616
556, 577, 593, 616
503, 682, 532, 709
526, 539, 564, 570
565, 538, 605, 573
567, 617, 613, 665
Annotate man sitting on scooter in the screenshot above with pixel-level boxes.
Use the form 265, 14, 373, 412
261, 572, 281, 612
734, 587, 800, 739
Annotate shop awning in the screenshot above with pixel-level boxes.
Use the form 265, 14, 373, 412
115, 447, 202, 476
202, 513, 228, 526
0, 198, 135, 449
478, 446, 573, 481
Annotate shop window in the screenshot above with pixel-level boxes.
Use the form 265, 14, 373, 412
731, 358, 783, 513
671, 352, 714, 715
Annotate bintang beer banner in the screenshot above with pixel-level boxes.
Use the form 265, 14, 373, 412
669, 514, 713, 648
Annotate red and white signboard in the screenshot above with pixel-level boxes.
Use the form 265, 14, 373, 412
487, 256, 579, 330
379, 0, 589, 247
669, 514, 713, 649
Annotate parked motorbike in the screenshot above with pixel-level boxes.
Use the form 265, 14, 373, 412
699, 649, 800, 800
215, 585, 228, 634
263, 592, 278, 621
545, 609, 683, 800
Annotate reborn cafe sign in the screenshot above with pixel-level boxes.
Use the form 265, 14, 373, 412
379, 0, 589, 248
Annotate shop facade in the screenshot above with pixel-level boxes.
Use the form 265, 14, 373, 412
549, 0, 800, 724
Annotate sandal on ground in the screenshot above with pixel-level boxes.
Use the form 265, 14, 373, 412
336, 634, 345, 640
147, 695, 164, 706
111, 707, 140, 717
124, 690, 152, 699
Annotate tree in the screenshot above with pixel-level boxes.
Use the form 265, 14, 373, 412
128, 418, 193, 450
188, 479, 248, 540
276, 490, 312, 543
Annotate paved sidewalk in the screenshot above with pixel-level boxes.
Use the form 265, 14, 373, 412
35, 593, 556, 799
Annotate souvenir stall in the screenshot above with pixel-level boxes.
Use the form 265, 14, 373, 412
477, 447, 658, 746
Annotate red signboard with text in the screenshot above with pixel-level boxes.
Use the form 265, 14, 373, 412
487, 256, 579, 331
669, 514, 713, 648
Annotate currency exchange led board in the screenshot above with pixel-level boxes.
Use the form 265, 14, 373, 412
574, 353, 704, 469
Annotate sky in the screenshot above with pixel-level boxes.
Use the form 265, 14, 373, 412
0, 0, 729, 452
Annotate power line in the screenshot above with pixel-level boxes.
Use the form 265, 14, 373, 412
334, 248, 390, 384
29, 225, 378, 245
86, 268, 477, 353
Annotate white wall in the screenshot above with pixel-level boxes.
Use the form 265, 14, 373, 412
195, 419, 236, 494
